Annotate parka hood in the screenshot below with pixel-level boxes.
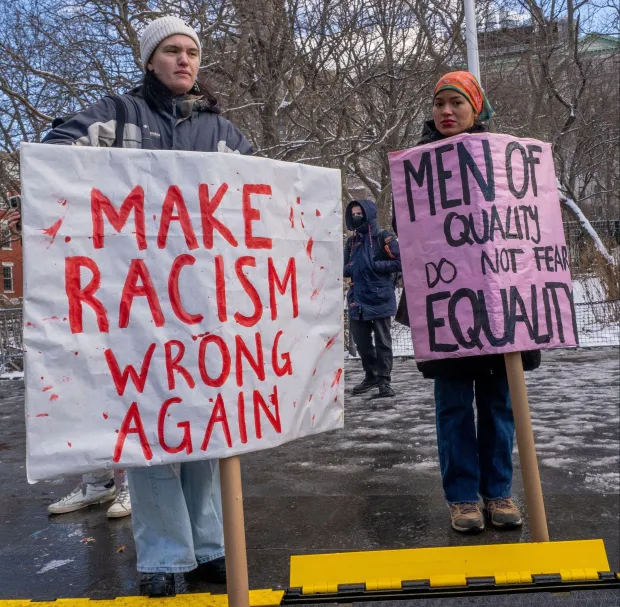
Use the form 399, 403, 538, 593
345, 199, 378, 232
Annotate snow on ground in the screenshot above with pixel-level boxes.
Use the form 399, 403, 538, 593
0, 370, 24, 380
258, 347, 620, 501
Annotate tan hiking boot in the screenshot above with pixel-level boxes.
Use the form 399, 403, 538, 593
484, 497, 523, 528
448, 502, 485, 533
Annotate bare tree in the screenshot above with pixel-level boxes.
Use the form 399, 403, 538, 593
479, 0, 619, 263
0, 0, 468, 227
2, 0, 615, 242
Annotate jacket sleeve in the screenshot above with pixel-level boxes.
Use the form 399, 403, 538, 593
343, 236, 353, 278
42, 97, 117, 146
373, 234, 401, 273
218, 120, 254, 155
391, 195, 398, 236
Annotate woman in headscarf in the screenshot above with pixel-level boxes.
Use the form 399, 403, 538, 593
395, 72, 540, 534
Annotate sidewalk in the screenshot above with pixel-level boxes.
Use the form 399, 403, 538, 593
0, 347, 618, 599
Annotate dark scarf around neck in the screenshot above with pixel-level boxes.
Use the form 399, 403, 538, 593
141, 70, 220, 115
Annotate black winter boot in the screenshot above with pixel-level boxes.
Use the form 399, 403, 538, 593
196, 556, 227, 583
352, 375, 379, 394
374, 382, 395, 398
139, 573, 176, 597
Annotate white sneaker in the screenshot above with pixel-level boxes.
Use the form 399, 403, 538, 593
106, 485, 132, 519
48, 481, 116, 515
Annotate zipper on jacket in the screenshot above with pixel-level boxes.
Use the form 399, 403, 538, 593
171, 98, 177, 149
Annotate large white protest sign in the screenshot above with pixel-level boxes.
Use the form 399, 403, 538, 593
22, 143, 344, 482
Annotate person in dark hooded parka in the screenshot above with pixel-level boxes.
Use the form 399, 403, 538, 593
344, 199, 401, 398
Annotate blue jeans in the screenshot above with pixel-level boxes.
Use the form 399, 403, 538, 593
127, 460, 224, 573
434, 374, 514, 504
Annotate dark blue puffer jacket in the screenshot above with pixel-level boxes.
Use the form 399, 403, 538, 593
344, 199, 401, 321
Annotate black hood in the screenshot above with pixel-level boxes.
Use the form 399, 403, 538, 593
345, 199, 378, 232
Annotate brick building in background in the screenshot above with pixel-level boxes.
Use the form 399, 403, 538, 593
0, 200, 23, 303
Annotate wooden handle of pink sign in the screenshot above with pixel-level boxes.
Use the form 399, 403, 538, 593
504, 351, 549, 542
219, 456, 250, 607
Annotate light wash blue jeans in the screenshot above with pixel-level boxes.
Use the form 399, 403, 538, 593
83, 470, 126, 488
127, 460, 224, 573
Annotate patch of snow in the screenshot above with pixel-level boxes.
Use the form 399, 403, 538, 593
314, 464, 365, 473
587, 456, 620, 468
358, 442, 400, 451
350, 428, 393, 437
541, 457, 576, 469
37, 559, 74, 574
67, 529, 83, 538
392, 460, 438, 471
584, 472, 620, 495
0, 371, 23, 380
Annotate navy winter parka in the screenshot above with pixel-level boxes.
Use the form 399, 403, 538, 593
344, 199, 401, 321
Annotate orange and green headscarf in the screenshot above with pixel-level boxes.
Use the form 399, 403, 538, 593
434, 71, 495, 121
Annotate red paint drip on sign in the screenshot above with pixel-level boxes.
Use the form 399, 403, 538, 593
192, 331, 211, 341
42, 386, 53, 392
325, 333, 338, 350
296, 197, 301, 205
36, 413, 49, 418
103, 412, 109, 419
49, 394, 59, 402
58, 198, 67, 206
316, 209, 321, 217
289, 207, 295, 228
65, 236, 71, 243
331, 368, 343, 387
41, 217, 64, 245
311, 288, 320, 301
306, 237, 314, 260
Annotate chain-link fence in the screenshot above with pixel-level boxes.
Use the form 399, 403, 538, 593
574, 300, 620, 347
345, 299, 620, 357
0, 308, 23, 372
1, 302, 617, 372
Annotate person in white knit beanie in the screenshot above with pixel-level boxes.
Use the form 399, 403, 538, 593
139, 16, 202, 96
43, 20, 253, 594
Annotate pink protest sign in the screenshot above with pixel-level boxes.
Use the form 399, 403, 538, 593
388, 133, 578, 361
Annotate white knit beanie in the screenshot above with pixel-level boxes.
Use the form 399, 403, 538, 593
140, 16, 201, 68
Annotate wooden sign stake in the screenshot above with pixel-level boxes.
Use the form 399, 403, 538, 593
504, 351, 549, 542
219, 456, 250, 607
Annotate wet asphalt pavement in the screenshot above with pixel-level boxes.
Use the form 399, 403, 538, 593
0, 347, 618, 600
